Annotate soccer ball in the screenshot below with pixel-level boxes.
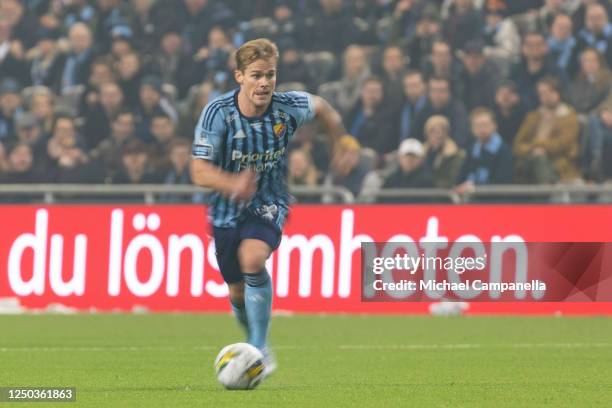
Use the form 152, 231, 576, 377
214, 343, 265, 390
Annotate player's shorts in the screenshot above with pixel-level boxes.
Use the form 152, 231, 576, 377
213, 212, 282, 284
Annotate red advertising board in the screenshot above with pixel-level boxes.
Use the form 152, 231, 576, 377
1, 205, 611, 315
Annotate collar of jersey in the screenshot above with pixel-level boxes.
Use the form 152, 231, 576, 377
234, 88, 274, 122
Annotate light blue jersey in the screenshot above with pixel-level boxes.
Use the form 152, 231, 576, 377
192, 88, 315, 228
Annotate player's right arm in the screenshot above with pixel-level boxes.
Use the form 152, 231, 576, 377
190, 103, 256, 201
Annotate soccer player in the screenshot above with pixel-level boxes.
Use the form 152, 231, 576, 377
190, 38, 351, 375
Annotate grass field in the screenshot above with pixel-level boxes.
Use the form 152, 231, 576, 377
0, 314, 611, 407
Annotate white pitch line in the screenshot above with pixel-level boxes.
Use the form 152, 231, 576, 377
338, 343, 612, 350
0, 343, 611, 352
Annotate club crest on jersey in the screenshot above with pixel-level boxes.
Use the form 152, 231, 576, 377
273, 123, 286, 138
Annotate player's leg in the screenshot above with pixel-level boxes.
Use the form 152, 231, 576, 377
237, 238, 273, 351
213, 227, 249, 338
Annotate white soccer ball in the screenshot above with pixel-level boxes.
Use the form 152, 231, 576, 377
214, 343, 265, 390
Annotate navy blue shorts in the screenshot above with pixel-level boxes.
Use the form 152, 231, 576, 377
213, 215, 282, 284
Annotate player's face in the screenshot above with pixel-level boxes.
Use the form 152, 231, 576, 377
235, 58, 277, 110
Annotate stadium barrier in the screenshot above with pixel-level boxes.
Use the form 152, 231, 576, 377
2, 183, 612, 204
1, 204, 611, 316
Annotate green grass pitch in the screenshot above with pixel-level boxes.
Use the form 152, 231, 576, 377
0, 314, 611, 407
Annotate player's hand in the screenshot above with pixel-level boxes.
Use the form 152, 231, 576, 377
229, 169, 257, 202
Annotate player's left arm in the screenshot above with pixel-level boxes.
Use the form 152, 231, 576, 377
310, 95, 349, 149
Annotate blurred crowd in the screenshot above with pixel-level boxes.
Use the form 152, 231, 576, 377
0, 0, 611, 203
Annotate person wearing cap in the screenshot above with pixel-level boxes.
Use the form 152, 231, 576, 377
379, 138, 434, 202
493, 80, 527, 146
0, 78, 23, 142
28, 28, 66, 93
456, 108, 513, 194
457, 39, 501, 111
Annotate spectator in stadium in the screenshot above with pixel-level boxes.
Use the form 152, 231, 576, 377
379, 138, 434, 202
0, 14, 28, 86
193, 26, 234, 87
79, 58, 117, 116
116, 51, 143, 108
178, 82, 213, 141
159, 138, 194, 203
134, 75, 177, 143
128, 0, 174, 54
0, 78, 23, 143
109, 26, 135, 61
276, 38, 314, 92
303, 0, 361, 54
420, 40, 462, 87
325, 135, 371, 199
406, 7, 442, 71
152, 29, 192, 98
319, 45, 371, 119
0, 143, 42, 184
288, 147, 320, 189
28, 86, 55, 135
268, 3, 304, 48
444, 0, 484, 51
575, 3, 612, 67
149, 113, 177, 174
112, 138, 159, 184
60, 23, 94, 94
511, 31, 568, 110
90, 109, 135, 181
398, 70, 428, 142
514, 77, 581, 183
14, 112, 49, 173
83, 81, 125, 149
582, 101, 612, 182
28, 28, 65, 93
1, 0, 37, 50
515, 0, 571, 36
493, 80, 528, 146
411, 76, 471, 147
347, 76, 399, 157
94, 0, 131, 53
569, 48, 612, 114
482, 5, 521, 76
387, 0, 423, 49
59, 0, 97, 31
378, 45, 408, 108
547, 13, 578, 75
572, 0, 612, 33
423, 115, 466, 188
455, 108, 513, 193
46, 114, 103, 183
173, 0, 235, 54
457, 39, 501, 111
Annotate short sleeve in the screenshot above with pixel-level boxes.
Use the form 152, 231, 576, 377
278, 91, 315, 127
192, 101, 226, 164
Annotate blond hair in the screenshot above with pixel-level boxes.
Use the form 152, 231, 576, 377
424, 115, 450, 136
235, 38, 279, 71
